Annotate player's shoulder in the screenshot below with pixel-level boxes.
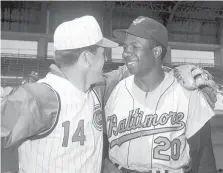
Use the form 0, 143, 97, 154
20, 83, 58, 107
117, 75, 134, 86
172, 75, 212, 109
176, 80, 205, 103
2, 83, 59, 115
105, 75, 133, 105
111, 75, 134, 92
170, 73, 199, 98
2, 83, 51, 99
22, 83, 55, 97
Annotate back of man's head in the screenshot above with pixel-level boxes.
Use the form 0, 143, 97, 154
53, 15, 118, 67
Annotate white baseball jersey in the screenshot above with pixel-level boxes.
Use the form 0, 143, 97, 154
18, 73, 103, 173
105, 73, 215, 173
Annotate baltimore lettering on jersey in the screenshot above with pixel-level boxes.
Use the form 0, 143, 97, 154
107, 108, 185, 149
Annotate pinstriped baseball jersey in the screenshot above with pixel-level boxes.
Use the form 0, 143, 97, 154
105, 73, 215, 173
18, 73, 103, 173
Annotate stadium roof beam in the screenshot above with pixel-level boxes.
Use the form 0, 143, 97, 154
172, 5, 223, 18
168, 1, 182, 22
111, 1, 223, 19
113, 1, 170, 13
173, 17, 220, 24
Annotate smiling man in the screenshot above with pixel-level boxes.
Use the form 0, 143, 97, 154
1, 15, 217, 173
104, 16, 217, 173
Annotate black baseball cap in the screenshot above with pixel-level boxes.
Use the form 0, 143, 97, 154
113, 16, 168, 48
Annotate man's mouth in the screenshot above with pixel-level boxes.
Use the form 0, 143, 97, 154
126, 60, 138, 67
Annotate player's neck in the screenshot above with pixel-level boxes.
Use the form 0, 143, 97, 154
134, 66, 165, 93
61, 66, 88, 93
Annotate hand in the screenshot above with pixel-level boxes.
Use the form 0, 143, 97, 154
22, 71, 39, 84
170, 65, 218, 109
173, 65, 217, 89
102, 158, 123, 173
182, 158, 192, 172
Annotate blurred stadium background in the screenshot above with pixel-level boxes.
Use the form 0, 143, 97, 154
1, 1, 223, 172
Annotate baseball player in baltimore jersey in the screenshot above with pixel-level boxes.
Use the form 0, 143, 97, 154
105, 17, 217, 173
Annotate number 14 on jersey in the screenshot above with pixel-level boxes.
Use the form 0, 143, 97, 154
62, 120, 86, 147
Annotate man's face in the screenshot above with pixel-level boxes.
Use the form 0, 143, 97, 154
122, 34, 155, 77
88, 47, 105, 83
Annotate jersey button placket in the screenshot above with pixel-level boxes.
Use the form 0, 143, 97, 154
141, 93, 147, 138
146, 93, 156, 170
145, 93, 153, 170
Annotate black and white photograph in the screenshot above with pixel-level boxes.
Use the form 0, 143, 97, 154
1, 1, 223, 173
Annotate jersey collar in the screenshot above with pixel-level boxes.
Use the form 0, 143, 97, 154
48, 64, 89, 99
49, 64, 105, 88
127, 72, 175, 98
49, 64, 66, 79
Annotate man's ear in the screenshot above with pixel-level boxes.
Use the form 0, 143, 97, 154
79, 51, 92, 68
153, 46, 162, 59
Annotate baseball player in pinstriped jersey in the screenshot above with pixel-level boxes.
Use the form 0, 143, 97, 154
1, 16, 120, 173
1, 16, 217, 173
104, 17, 217, 173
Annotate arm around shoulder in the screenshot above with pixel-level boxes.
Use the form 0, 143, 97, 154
1, 83, 59, 148
103, 65, 130, 103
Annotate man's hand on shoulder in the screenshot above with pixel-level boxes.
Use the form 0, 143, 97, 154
163, 65, 218, 109
102, 158, 123, 173
22, 71, 39, 84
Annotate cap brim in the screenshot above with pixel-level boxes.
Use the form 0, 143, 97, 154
96, 37, 119, 48
113, 29, 152, 43
114, 28, 168, 48
113, 29, 128, 43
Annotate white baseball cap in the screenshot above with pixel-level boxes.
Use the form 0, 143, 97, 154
54, 15, 118, 50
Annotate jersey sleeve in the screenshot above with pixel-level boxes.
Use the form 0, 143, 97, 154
185, 90, 215, 139
103, 65, 130, 104
1, 83, 59, 148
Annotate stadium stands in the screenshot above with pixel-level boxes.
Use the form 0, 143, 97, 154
1, 56, 125, 86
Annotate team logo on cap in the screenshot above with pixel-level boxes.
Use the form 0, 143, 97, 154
133, 17, 145, 25
92, 104, 103, 131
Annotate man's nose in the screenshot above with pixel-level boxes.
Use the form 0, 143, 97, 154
122, 50, 134, 60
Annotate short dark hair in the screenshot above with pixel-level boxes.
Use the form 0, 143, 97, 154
150, 38, 167, 60
54, 45, 99, 67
